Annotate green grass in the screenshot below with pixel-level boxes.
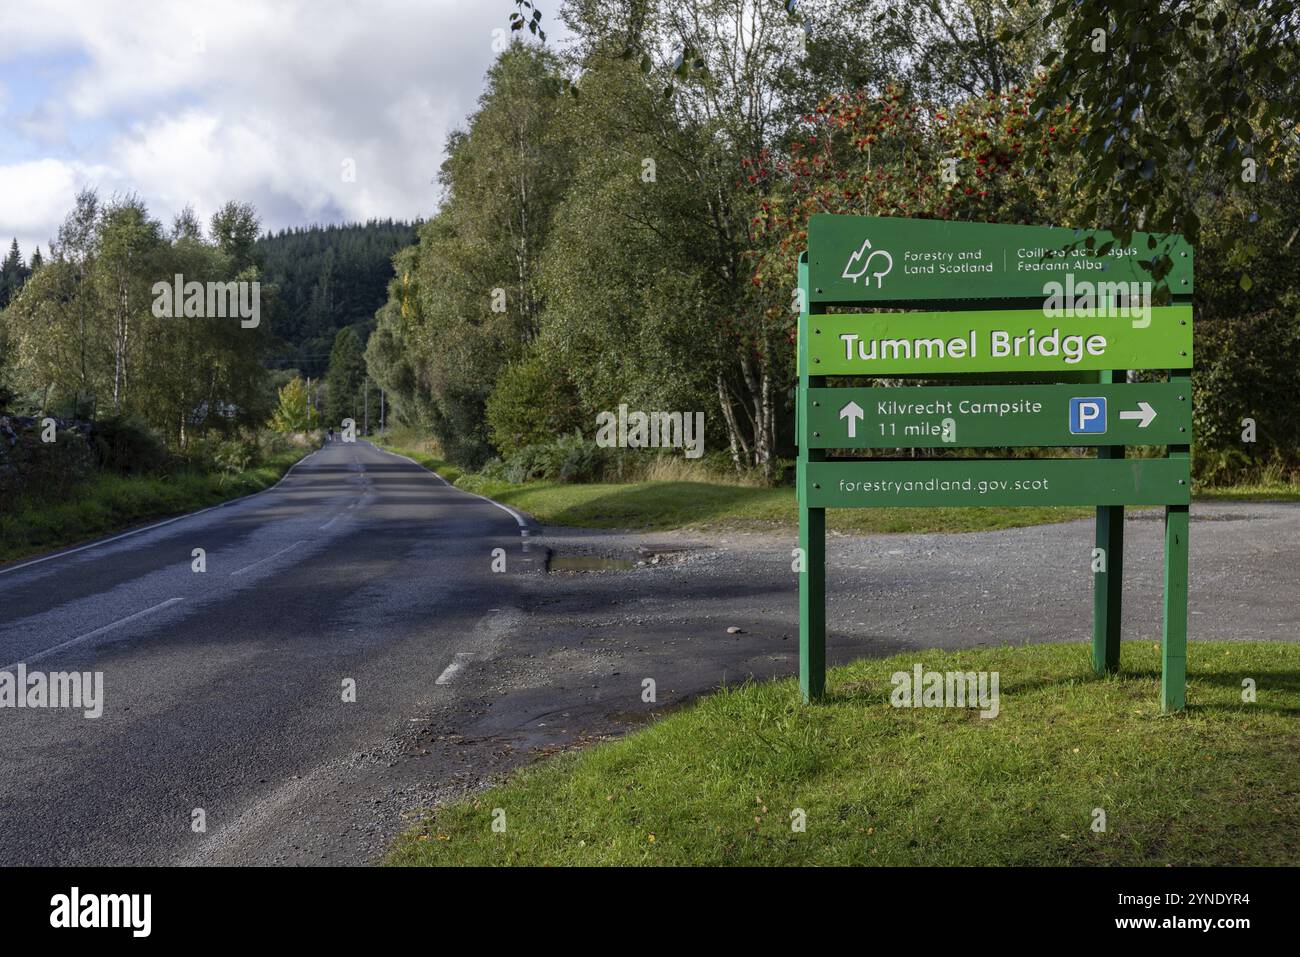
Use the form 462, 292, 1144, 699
376, 440, 1096, 534
0, 447, 314, 564
465, 476, 1100, 534
387, 641, 1300, 867
379, 438, 1298, 534
1196, 482, 1300, 502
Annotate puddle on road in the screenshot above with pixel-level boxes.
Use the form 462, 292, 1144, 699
546, 543, 704, 573
547, 555, 637, 573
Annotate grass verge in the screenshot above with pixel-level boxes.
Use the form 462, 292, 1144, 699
374, 439, 1097, 534
1196, 483, 1300, 502
387, 640, 1300, 866
0, 446, 315, 564
377, 437, 1297, 534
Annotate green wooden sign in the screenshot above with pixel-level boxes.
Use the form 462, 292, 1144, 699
809, 307, 1193, 375
807, 214, 1195, 305
802, 458, 1190, 508
796, 215, 1194, 713
805, 382, 1191, 448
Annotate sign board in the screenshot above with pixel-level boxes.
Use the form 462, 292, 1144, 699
797, 215, 1193, 712
807, 214, 1195, 305
809, 307, 1192, 375
805, 382, 1191, 449
803, 458, 1190, 508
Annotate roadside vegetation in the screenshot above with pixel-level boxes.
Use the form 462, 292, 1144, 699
376, 430, 1293, 535
0, 198, 388, 565
1192, 456, 1300, 501
363, 5, 1300, 493
388, 640, 1300, 867
0, 418, 317, 564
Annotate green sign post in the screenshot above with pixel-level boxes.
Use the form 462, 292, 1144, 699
797, 214, 1194, 711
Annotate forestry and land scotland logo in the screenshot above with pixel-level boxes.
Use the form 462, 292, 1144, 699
841, 237, 894, 288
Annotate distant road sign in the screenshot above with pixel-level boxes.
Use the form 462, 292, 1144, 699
804, 382, 1190, 449
808, 214, 1195, 305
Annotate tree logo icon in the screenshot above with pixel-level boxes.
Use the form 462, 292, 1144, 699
841, 238, 894, 287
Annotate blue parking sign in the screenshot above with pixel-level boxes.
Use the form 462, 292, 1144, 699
1069, 397, 1107, 434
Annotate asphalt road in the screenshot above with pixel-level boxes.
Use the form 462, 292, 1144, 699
1, 440, 1296, 865
0, 440, 534, 865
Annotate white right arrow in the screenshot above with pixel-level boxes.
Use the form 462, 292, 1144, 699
1119, 401, 1157, 428
839, 400, 865, 438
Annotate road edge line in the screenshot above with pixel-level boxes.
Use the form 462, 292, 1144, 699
1, 596, 186, 671
365, 442, 532, 537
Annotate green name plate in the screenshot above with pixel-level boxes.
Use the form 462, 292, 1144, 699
802, 458, 1191, 508
807, 214, 1194, 305
804, 382, 1191, 449
808, 307, 1192, 375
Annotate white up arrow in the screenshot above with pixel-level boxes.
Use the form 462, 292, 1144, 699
1119, 401, 1157, 428
839, 401, 865, 438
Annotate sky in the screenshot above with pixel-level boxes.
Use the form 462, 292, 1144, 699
0, 0, 565, 260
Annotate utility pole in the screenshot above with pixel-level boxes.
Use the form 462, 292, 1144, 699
306, 376, 312, 428
380, 388, 385, 435
363, 379, 369, 436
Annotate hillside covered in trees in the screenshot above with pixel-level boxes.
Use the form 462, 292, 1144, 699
1, 194, 271, 436
256, 221, 419, 377
0, 211, 415, 425
0, 240, 42, 310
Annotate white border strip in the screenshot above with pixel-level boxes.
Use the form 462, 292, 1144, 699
435, 652, 475, 685
2, 596, 185, 671
368, 442, 530, 535
229, 539, 305, 577
0, 448, 321, 578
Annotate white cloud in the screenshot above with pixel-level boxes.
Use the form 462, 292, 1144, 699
0, 0, 566, 256
0, 158, 117, 255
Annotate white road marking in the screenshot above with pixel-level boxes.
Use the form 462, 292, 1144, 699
435, 652, 475, 685
229, 540, 305, 577
0, 448, 321, 577
2, 596, 185, 671
319, 515, 341, 530
368, 442, 530, 533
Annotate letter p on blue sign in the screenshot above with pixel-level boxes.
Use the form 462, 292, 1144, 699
1069, 397, 1107, 435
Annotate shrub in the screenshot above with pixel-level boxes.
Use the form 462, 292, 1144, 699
186, 428, 281, 475
1193, 305, 1300, 469
480, 431, 609, 484
89, 415, 172, 476
256, 429, 297, 460
0, 418, 96, 502
212, 436, 258, 474
485, 350, 586, 458
475, 436, 787, 487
